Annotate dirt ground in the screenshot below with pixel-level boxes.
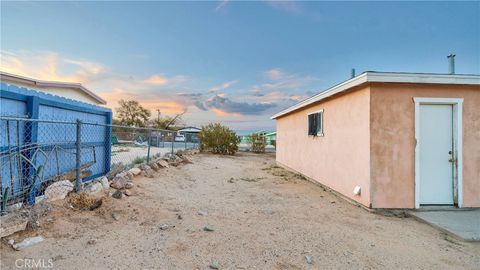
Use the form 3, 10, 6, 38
1, 153, 479, 269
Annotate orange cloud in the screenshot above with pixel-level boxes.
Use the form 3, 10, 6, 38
209, 80, 238, 91
0, 50, 106, 83
144, 74, 168, 85
99, 88, 187, 115
210, 108, 241, 117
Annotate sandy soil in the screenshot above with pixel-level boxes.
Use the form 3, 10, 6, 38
1, 153, 479, 269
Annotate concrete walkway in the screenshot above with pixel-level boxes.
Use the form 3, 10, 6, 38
409, 209, 480, 241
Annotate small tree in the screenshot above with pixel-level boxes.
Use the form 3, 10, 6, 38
150, 111, 186, 130
250, 133, 266, 153
199, 123, 239, 155
115, 99, 151, 127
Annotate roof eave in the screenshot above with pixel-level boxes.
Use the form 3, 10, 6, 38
271, 72, 480, 119
0, 71, 107, 105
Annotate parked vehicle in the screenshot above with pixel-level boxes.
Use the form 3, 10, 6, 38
175, 133, 186, 142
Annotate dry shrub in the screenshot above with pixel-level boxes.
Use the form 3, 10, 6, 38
199, 123, 239, 155
68, 191, 103, 211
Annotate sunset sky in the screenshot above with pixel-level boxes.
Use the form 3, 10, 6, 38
1, 1, 479, 131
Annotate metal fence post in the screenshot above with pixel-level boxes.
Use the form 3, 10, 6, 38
75, 119, 82, 192
184, 132, 187, 150
146, 129, 151, 163
171, 132, 174, 155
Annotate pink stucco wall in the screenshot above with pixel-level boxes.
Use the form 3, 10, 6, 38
276, 86, 372, 207
370, 83, 480, 208
276, 82, 479, 209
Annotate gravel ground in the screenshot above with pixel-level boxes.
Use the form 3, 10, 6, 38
1, 152, 479, 269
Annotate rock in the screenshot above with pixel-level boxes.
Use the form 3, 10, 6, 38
110, 176, 128, 189
99, 176, 109, 189
182, 156, 193, 164
12, 236, 44, 251
140, 164, 151, 171
85, 182, 103, 194
197, 210, 208, 216
177, 214, 182, 220
125, 182, 134, 189
170, 155, 183, 163
129, 167, 141, 176
89, 199, 103, 211
157, 159, 169, 168
159, 224, 169, 230
150, 163, 160, 171
330, 200, 336, 204
141, 169, 154, 178
305, 255, 313, 264
111, 213, 120, 221
0, 212, 29, 238
8, 239, 14, 245
170, 162, 180, 167
203, 226, 214, 232
44, 180, 74, 202
123, 190, 132, 196
210, 260, 220, 269
112, 190, 123, 199
116, 172, 127, 178
87, 239, 97, 245
108, 163, 125, 180
126, 172, 134, 180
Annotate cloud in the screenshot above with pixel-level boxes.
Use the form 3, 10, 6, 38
215, 0, 230, 12
0, 50, 314, 131
144, 74, 186, 85
176, 92, 208, 111
264, 1, 302, 14
100, 88, 188, 115
258, 91, 305, 102
259, 68, 319, 92
209, 80, 238, 91
264, 68, 285, 81
144, 74, 168, 85
242, 68, 319, 111
204, 95, 276, 116
0, 50, 193, 115
0, 50, 107, 83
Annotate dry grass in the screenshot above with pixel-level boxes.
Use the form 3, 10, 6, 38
67, 191, 103, 211
263, 165, 306, 181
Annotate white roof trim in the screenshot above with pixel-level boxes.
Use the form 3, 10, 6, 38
271, 72, 480, 119
177, 127, 201, 132
0, 71, 107, 104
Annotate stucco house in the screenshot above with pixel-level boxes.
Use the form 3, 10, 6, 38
0, 71, 106, 105
272, 71, 479, 209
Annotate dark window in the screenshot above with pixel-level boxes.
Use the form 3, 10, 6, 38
308, 111, 324, 136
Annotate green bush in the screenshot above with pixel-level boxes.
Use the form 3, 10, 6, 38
250, 133, 266, 153
199, 123, 239, 155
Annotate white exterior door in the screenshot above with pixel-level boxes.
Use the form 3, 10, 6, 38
419, 104, 454, 205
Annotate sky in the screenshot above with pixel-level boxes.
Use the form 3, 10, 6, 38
1, 1, 479, 131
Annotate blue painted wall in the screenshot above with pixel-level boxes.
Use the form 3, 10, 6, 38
0, 82, 112, 201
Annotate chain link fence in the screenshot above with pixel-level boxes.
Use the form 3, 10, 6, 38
0, 117, 198, 214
